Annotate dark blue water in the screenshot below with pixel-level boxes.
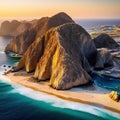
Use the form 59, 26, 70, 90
75, 19, 120, 29
92, 74, 120, 94
0, 36, 120, 120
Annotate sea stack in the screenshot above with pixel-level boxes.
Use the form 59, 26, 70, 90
33, 23, 97, 89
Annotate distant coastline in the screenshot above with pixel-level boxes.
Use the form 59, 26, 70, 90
1, 18, 120, 28
75, 19, 120, 29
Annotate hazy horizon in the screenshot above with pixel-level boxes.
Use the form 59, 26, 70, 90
0, 0, 120, 20
0, 16, 120, 23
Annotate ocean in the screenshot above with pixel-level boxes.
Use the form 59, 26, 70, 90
75, 19, 120, 29
0, 19, 120, 120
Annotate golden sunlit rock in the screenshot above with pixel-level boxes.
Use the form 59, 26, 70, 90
34, 23, 96, 89
14, 12, 74, 72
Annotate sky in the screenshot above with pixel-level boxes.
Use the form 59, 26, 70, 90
0, 0, 120, 20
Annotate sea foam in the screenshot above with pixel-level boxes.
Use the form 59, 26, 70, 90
0, 74, 120, 119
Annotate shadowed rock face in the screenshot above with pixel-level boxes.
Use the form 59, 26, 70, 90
33, 23, 97, 89
14, 12, 74, 72
5, 29, 37, 55
5, 12, 74, 55
93, 34, 119, 49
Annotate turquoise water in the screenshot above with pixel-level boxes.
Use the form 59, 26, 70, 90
0, 36, 120, 120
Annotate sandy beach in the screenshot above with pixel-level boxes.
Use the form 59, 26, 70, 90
5, 71, 120, 114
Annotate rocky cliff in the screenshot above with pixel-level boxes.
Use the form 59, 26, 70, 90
10, 12, 75, 72
7, 13, 115, 90
34, 23, 97, 89
5, 12, 74, 55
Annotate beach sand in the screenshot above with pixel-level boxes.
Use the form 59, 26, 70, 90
5, 71, 120, 114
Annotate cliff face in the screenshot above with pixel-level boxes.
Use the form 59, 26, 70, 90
5, 12, 74, 55
5, 29, 37, 55
0, 20, 32, 37
33, 23, 96, 89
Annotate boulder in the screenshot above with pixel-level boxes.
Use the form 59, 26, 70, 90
93, 34, 119, 49
95, 49, 113, 70
109, 91, 120, 102
34, 23, 97, 89
14, 12, 75, 71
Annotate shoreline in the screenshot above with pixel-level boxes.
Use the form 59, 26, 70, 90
5, 71, 120, 114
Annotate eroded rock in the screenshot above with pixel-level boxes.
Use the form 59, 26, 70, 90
93, 34, 119, 49
34, 23, 97, 89
95, 49, 113, 70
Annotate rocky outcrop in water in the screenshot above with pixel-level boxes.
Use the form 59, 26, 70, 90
5, 12, 74, 55
32, 23, 97, 89
93, 34, 119, 49
0, 20, 21, 36
7, 13, 116, 90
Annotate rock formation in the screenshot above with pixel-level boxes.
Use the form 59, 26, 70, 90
6, 13, 116, 90
0, 20, 21, 36
11, 12, 75, 72
95, 49, 113, 70
93, 34, 119, 49
32, 23, 97, 89
5, 12, 74, 55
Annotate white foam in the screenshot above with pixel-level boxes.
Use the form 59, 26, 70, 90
0, 74, 120, 119
0, 51, 5, 54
